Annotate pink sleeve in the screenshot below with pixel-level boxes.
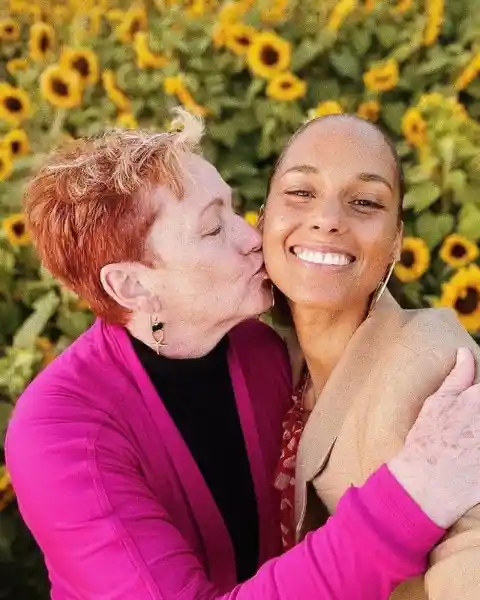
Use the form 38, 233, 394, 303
6, 412, 443, 600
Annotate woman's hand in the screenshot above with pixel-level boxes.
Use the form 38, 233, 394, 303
388, 347, 480, 528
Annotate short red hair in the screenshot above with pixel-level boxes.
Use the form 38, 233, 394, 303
24, 110, 204, 325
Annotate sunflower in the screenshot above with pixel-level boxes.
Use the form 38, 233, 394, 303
357, 100, 380, 122
0, 18, 20, 41
40, 64, 83, 109
363, 59, 399, 92
261, 0, 288, 23
308, 100, 343, 119
6, 57, 29, 76
402, 107, 428, 148
0, 84, 31, 125
163, 76, 208, 117
0, 148, 13, 181
424, 0, 444, 47
0, 467, 14, 512
106, 9, 126, 22
394, 237, 430, 283
163, 75, 184, 96
437, 265, 480, 333
2, 129, 29, 158
29, 22, 55, 62
2, 212, 30, 246
396, 0, 413, 12
454, 54, 480, 92
224, 23, 257, 56
36, 336, 55, 367
266, 72, 307, 101
244, 210, 259, 226
212, 24, 227, 48
419, 92, 468, 120
60, 48, 99, 86
134, 32, 168, 69
117, 7, 147, 44
327, 0, 356, 32
219, 1, 250, 24
116, 113, 138, 128
102, 70, 131, 113
246, 31, 291, 79
185, 0, 209, 17
439, 234, 479, 269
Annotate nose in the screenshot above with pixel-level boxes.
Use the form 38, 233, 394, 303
308, 197, 345, 234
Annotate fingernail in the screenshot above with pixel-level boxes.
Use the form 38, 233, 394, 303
457, 347, 470, 364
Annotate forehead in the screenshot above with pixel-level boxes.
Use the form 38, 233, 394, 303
181, 153, 229, 201
280, 118, 396, 179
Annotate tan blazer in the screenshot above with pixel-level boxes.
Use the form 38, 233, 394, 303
292, 291, 480, 600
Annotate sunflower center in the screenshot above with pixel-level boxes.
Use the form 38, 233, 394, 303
5, 26, 13, 34
451, 243, 467, 258
72, 57, 90, 77
129, 18, 141, 36
260, 44, 280, 66
39, 32, 51, 53
12, 221, 25, 237
235, 35, 251, 47
280, 80, 292, 89
5, 96, 22, 112
51, 77, 69, 97
11, 141, 20, 155
454, 287, 479, 315
400, 249, 415, 268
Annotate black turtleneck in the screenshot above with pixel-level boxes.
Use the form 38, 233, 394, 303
129, 334, 259, 583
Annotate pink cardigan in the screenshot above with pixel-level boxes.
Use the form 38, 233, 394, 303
5, 319, 443, 600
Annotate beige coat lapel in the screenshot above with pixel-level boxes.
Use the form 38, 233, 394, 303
295, 291, 407, 524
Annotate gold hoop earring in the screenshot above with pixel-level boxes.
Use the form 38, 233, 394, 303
150, 315, 167, 354
367, 261, 396, 316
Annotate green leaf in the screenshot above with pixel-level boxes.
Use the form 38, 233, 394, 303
329, 48, 361, 80
403, 181, 442, 213
381, 102, 407, 135
291, 38, 324, 71
376, 25, 398, 49
445, 169, 467, 193
351, 29, 372, 55
414, 212, 455, 249
455, 184, 480, 206
457, 204, 480, 241
0, 401, 12, 439
13, 292, 59, 349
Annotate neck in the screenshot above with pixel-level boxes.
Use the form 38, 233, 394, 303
126, 314, 236, 359
291, 300, 368, 396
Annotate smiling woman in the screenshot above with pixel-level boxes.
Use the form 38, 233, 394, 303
263, 115, 403, 315
261, 114, 480, 600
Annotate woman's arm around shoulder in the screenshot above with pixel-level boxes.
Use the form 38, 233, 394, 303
5, 390, 443, 600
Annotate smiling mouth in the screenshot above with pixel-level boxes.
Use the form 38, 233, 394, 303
290, 246, 356, 266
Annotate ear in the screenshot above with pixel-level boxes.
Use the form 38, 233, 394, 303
100, 262, 162, 314
394, 222, 404, 262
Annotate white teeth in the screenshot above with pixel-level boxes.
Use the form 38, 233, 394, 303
294, 249, 352, 266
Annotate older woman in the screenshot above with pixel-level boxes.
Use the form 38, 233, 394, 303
5, 111, 480, 600
262, 114, 480, 600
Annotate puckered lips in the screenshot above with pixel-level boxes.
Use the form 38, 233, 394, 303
290, 244, 356, 269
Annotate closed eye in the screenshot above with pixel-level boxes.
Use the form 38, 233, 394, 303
206, 225, 222, 236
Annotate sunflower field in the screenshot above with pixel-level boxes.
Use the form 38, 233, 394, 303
0, 0, 479, 594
